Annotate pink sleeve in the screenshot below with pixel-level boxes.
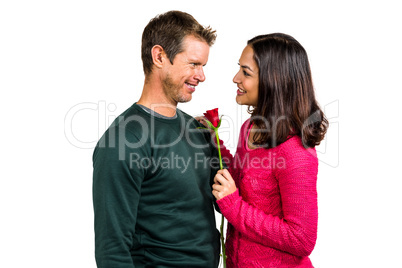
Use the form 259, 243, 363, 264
216, 138, 234, 169
217, 139, 240, 187
217, 144, 318, 257
219, 119, 250, 176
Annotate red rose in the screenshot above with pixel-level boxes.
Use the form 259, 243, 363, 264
203, 108, 220, 128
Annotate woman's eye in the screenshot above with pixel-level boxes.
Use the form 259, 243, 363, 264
243, 70, 250, 76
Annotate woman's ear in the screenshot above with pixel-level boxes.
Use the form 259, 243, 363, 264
151, 45, 166, 70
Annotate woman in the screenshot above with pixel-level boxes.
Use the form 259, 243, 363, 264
213, 33, 328, 267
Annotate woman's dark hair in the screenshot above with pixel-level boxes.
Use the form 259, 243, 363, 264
141, 10, 216, 75
247, 33, 328, 148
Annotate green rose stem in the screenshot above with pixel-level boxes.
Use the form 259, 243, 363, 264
198, 117, 226, 268
214, 129, 226, 268
215, 130, 223, 170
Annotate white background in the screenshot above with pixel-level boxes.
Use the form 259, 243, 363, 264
1, 0, 401, 267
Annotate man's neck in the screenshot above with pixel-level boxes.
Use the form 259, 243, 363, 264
137, 77, 177, 117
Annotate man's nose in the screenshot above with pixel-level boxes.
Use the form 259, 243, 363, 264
195, 67, 206, 82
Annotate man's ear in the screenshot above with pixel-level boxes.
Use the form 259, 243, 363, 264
151, 45, 167, 69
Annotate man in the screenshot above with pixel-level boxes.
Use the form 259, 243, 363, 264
92, 11, 220, 267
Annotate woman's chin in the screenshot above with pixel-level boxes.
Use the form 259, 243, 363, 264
236, 96, 248, 106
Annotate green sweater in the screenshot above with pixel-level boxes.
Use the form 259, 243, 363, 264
93, 103, 220, 267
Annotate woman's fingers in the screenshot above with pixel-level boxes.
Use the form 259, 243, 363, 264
212, 183, 223, 192
214, 173, 226, 185
217, 169, 233, 181
213, 169, 237, 200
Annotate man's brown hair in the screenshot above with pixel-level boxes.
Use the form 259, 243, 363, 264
141, 10, 216, 75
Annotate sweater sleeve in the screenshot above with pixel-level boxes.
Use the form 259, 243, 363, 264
216, 119, 252, 181
217, 142, 318, 257
216, 138, 234, 169
209, 137, 233, 214
93, 127, 147, 268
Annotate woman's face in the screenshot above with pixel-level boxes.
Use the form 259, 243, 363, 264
233, 45, 259, 106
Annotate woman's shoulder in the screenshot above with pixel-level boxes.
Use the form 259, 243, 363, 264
236, 118, 252, 144
240, 118, 252, 131
276, 135, 318, 161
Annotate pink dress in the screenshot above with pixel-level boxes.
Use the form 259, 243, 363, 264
218, 119, 318, 267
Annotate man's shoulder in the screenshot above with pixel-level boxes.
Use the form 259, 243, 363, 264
177, 108, 203, 128
95, 104, 147, 148
108, 103, 152, 134
177, 108, 192, 120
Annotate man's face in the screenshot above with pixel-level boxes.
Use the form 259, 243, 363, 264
162, 35, 210, 104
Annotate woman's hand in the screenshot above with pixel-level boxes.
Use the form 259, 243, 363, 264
212, 169, 237, 200
195, 116, 208, 127
195, 116, 216, 138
